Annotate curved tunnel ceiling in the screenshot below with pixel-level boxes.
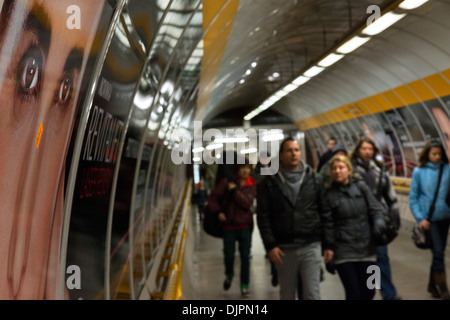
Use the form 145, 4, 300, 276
196, 0, 397, 125
191, 0, 450, 136
290, 0, 450, 128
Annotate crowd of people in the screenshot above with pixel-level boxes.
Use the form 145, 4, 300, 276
195, 136, 450, 300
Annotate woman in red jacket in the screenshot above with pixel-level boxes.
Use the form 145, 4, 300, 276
207, 162, 257, 297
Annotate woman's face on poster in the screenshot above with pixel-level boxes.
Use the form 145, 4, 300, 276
0, 0, 103, 298
432, 107, 450, 160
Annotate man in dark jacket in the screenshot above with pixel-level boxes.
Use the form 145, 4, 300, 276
317, 137, 337, 172
257, 137, 335, 300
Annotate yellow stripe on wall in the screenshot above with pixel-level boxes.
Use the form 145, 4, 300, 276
197, 0, 240, 118
297, 69, 450, 130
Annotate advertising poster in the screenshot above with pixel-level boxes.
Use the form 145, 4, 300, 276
64, 12, 144, 299
383, 109, 412, 177
391, 106, 427, 175
333, 120, 357, 152
421, 96, 450, 160
0, 0, 106, 299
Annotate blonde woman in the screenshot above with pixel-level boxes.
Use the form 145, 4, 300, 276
326, 155, 386, 300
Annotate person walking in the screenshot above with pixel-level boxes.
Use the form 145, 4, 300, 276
409, 140, 450, 300
350, 137, 402, 300
257, 137, 334, 300
317, 137, 337, 172
207, 161, 257, 297
326, 154, 387, 300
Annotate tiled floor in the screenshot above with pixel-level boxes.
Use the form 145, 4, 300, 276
182, 204, 450, 300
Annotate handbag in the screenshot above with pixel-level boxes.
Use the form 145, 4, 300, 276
203, 206, 223, 238
366, 166, 398, 246
375, 215, 398, 246
412, 223, 431, 249
412, 163, 444, 249
202, 179, 230, 238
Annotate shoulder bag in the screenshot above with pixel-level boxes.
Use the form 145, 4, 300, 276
354, 179, 397, 246
203, 178, 232, 238
373, 165, 399, 245
412, 163, 444, 249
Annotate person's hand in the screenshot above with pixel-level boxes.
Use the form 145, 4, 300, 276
218, 212, 227, 222
372, 217, 387, 244
419, 219, 430, 231
268, 247, 285, 267
323, 249, 334, 264
373, 217, 386, 235
228, 182, 237, 190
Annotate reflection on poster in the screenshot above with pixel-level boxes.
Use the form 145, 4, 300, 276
65, 13, 144, 299
423, 96, 450, 160
0, 0, 105, 299
305, 95, 450, 178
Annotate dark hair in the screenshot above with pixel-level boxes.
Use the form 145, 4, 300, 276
418, 139, 449, 167
328, 137, 337, 143
235, 155, 252, 171
350, 137, 380, 161
279, 137, 299, 153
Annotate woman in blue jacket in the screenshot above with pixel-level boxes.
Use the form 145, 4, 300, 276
409, 140, 450, 300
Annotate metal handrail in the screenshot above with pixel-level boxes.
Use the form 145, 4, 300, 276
154, 180, 191, 300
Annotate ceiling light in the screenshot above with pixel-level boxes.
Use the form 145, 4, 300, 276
362, 12, 406, 36
336, 36, 371, 54
244, 111, 259, 120
292, 76, 310, 86
267, 96, 280, 105
303, 66, 325, 78
318, 53, 345, 67
283, 84, 299, 93
274, 90, 289, 99
399, 0, 429, 10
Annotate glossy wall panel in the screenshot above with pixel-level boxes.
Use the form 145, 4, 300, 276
0, 0, 198, 300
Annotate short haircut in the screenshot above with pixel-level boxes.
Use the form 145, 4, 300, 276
279, 137, 299, 153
